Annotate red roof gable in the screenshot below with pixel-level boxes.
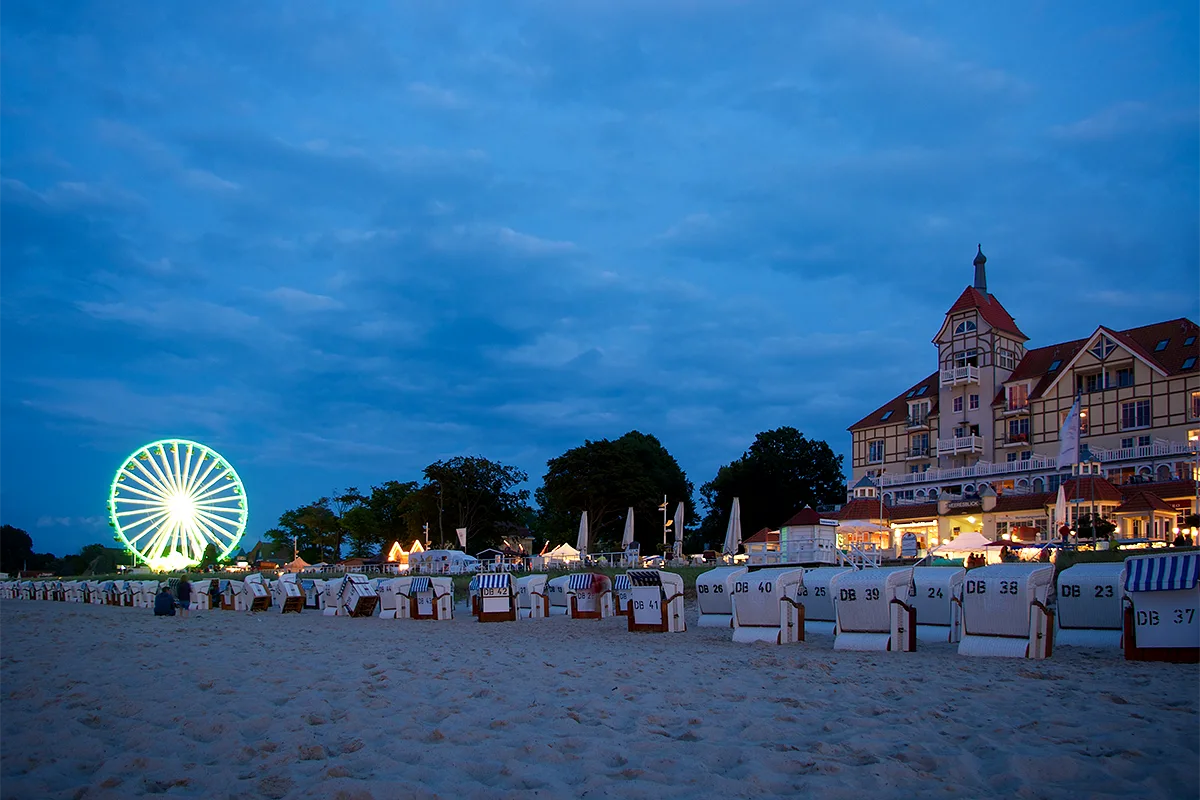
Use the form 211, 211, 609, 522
1062, 476, 1124, 503
1127, 480, 1198, 502
1115, 491, 1177, 515
1111, 318, 1199, 376
944, 287, 1027, 339
890, 502, 939, 522
742, 527, 777, 545
835, 498, 890, 522
849, 372, 939, 432
781, 507, 826, 527
992, 493, 1052, 513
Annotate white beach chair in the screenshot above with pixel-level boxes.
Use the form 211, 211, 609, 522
545, 575, 572, 616
695, 566, 747, 628
301, 579, 326, 610
625, 570, 686, 633
831, 567, 916, 652
1055, 562, 1126, 648
376, 578, 403, 619
393, 576, 454, 620
1122, 552, 1199, 663
242, 575, 272, 612
958, 564, 1055, 659
910, 567, 966, 643
798, 567, 853, 635
323, 574, 381, 617
565, 573, 614, 620
515, 574, 549, 619
613, 573, 633, 616
730, 567, 807, 644
473, 572, 517, 622
271, 573, 305, 613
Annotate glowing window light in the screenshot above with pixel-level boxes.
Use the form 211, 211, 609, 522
108, 439, 248, 572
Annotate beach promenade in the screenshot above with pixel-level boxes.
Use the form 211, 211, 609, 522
2, 600, 1197, 799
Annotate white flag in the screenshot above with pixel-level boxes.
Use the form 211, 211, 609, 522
1057, 396, 1081, 466
455, 527, 467, 548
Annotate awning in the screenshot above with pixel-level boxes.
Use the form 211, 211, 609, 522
1125, 554, 1199, 593
476, 573, 510, 589
408, 576, 432, 592
568, 573, 594, 590
613, 574, 632, 591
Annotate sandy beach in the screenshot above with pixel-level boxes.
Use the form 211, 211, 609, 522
2, 599, 1197, 799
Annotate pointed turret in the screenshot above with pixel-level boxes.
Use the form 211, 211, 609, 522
973, 244, 987, 294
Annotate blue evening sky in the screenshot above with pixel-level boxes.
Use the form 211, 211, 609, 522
2, 1, 1197, 555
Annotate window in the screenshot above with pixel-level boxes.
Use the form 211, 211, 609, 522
998, 349, 1015, 370
953, 349, 978, 368
969, 394, 979, 410
953, 397, 963, 413
916, 386, 927, 396
1121, 399, 1151, 430
1065, 407, 1090, 435
1184, 357, 1197, 370
1192, 391, 1200, 419
1007, 383, 1029, 410
1109, 367, 1134, 388
1090, 335, 1117, 360
1138, 435, 1151, 447
880, 410, 893, 422
868, 440, 885, 463
1185, 336, 1196, 347
1007, 452, 1017, 463
1077, 372, 1103, 394
910, 465, 920, 474
1048, 359, 1062, 371
954, 320, 977, 334
910, 433, 929, 456
1020, 450, 1031, 461
1154, 339, 1168, 352
1121, 438, 1133, 449
1008, 417, 1029, 441
905, 390, 915, 398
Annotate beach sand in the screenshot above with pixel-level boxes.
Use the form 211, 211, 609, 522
2, 600, 1197, 799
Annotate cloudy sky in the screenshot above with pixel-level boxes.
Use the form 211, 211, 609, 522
2, 1, 1197, 556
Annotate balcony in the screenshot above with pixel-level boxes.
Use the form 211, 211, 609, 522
940, 365, 979, 386
906, 414, 930, 429
1003, 402, 1030, 416
937, 435, 983, 455
1001, 432, 1030, 448
906, 445, 931, 460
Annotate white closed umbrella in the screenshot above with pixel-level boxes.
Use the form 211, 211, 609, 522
722, 497, 742, 555
673, 502, 685, 558
576, 511, 589, 555
1054, 484, 1068, 540
621, 507, 635, 549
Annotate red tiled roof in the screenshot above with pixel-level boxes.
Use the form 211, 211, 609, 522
742, 527, 777, 545
1112, 318, 1199, 376
944, 286, 1027, 339
992, 493, 1052, 513
1129, 480, 1198, 502
1062, 476, 1124, 503
781, 507, 825, 527
890, 502, 939, 522
835, 498, 891, 522
848, 372, 939, 432
992, 337, 1087, 405
1115, 490, 1177, 515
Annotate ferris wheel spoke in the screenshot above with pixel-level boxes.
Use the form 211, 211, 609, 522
127, 463, 173, 498
146, 448, 180, 496
193, 498, 241, 516
120, 506, 171, 532
183, 453, 220, 498
135, 456, 175, 498
193, 504, 242, 528
146, 518, 176, 559
114, 497, 171, 509
171, 444, 184, 497
181, 444, 196, 496
191, 470, 235, 503
184, 520, 210, 559
182, 447, 211, 497
194, 506, 240, 535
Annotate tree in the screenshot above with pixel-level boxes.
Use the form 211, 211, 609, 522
367, 481, 419, 547
699, 427, 845, 547
342, 505, 381, 558
1075, 513, 1116, 540
423, 457, 531, 551
0, 525, 34, 574
535, 431, 694, 553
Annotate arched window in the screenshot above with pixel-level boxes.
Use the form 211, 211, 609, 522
1156, 465, 1171, 482
916, 490, 926, 499
929, 489, 939, 500
1017, 479, 1028, 490
1032, 478, 1045, 492
954, 320, 977, 335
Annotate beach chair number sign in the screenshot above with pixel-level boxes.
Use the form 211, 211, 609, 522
630, 575, 662, 627
695, 583, 724, 594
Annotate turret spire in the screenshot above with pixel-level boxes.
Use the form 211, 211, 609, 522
973, 244, 987, 294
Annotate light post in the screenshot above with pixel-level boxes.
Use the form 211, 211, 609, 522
660, 495, 669, 555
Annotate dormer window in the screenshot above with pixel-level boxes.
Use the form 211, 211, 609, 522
1048, 359, 1062, 371
905, 390, 915, 398
1154, 339, 1169, 351
1090, 335, 1117, 361
1185, 336, 1196, 347
954, 320, 977, 335
916, 386, 927, 396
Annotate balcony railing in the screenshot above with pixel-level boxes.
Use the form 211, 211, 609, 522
906, 446, 931, 460
877, 440, 1198, 487
940, 365, 979, 386
906, 414, 930, 429
1002, 432, 1030, 447
937, 435, 983, 455
1004, 402, 1030, 415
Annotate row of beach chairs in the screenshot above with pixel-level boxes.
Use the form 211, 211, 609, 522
2, 551, 1195, 660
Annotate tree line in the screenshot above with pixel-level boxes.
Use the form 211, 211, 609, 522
264, 427, 845, 561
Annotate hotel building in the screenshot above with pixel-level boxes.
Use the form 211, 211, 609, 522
841, 247, 1200, 551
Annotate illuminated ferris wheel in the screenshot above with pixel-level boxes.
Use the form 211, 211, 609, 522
108, 439, 248, 572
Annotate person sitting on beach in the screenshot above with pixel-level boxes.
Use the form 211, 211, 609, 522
153, 585, 176, 617
176, 576, 192, 619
